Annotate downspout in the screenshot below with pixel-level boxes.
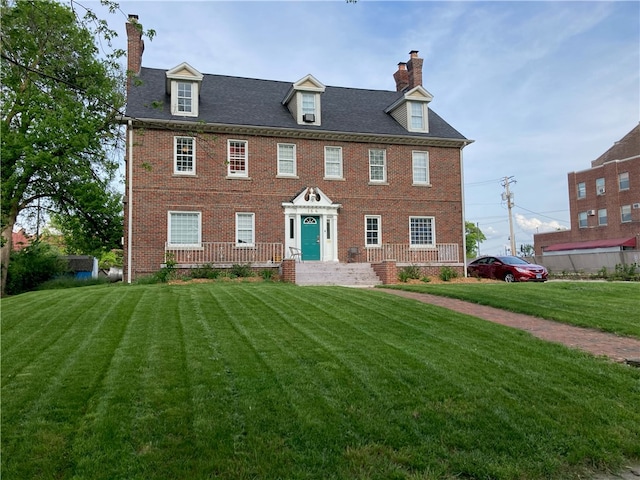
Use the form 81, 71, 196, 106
460, 143, 467, 277
127, 120, 133, 283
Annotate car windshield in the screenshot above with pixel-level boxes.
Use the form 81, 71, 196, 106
498, 256, 529, 265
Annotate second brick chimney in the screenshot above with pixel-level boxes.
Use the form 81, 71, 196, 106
393, 62, 409, 92
126, 14, 144, 91
407, 50, 423, 89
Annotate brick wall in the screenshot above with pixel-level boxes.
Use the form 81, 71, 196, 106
124, 128, 464, 280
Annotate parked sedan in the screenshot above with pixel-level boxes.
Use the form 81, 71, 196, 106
467, 256, 548, 282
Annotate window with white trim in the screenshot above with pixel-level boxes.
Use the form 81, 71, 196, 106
228, 140, 248, 177
277, 143, 296, 176
596, 177, 605, 195
619, 172, 630, 191
324, 146, 343, 179
236, 213, 255, 246
621, 205, 632, 223
302, 93, 316, 116
577, 182, 586, 199
177, 82, 193, 113
412, 151, 429, 184
598, 209, 607, 226
174, 136, 195, 174
369, 149, 386, 182
410, 216, 435, 247
168, 211, 201, 247
409, 102, 425, 131
365, 215, 381, 246
578, 211, 588, 228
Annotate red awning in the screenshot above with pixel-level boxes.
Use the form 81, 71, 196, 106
544, 237, 636, 252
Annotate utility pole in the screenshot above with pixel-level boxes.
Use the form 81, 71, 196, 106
501, 176, 516, 256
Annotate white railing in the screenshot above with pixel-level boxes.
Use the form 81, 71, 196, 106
366, 243, 459, 264
165, 242, 284, 265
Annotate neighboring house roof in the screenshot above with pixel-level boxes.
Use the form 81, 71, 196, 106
126, 67, 469, 142
12, 229, 31, 251
591, 123, 640, 167
543, 237, 636, 252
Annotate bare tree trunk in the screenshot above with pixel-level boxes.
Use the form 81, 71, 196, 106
1, 219, 16, 297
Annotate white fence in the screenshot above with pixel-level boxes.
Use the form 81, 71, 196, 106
366, 243, 460, 264
165, 242, 284, 266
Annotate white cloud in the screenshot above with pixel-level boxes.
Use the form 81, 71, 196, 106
515, 213, 568, 235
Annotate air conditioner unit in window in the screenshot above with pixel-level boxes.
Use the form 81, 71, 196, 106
302, 113, 315, 123
633, 203, 640, 209
597, 187, 605, 195
587, 210, 596, 216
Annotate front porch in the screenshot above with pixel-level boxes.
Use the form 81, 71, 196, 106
164, 242, 460, 267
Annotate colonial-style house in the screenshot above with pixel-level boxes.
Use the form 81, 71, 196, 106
122, 15, 472, 283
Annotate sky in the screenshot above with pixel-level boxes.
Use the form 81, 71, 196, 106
88, 0, 639, 256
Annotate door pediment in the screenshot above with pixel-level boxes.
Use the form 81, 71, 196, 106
289, 187, 336, 208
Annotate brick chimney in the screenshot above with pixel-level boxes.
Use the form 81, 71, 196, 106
406, 50, 423, 89
126, 14, 144, 91
393, 62, 409, 92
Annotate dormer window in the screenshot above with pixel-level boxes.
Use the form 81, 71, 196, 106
385, 86, 433, 133
282, 74, 326, 126
166, 62, 203, 118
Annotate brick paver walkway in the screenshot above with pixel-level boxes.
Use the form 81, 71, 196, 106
382, 289, 640, 364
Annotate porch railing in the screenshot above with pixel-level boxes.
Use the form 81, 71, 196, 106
165, 242, 284, 266
366, 243, 460, 264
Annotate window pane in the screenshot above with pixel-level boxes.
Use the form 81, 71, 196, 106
412, 152, 429, 183
410, 102, 424, 129
410, 217, 433, 246
577, 182, 586, 199
237, 213, 254, 244
366, 216, 380, 245
177, 82, 192, 112
325, 147, 342, 178
228, 141, 247, 175
302, 93, 315, 115
578, 212, 588, 228
596, 178, 605, 195
278, 144, 296, 175
598, 209, 607, 226
619, 172, 630, 190
170, 213, 199, 245
621, 205, 631, 223
369, 150, 386, 182
175, 137, 194, 173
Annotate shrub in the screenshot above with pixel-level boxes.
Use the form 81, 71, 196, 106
191, 264, 222, 279
609, 263, 639, 282
155, 253, 177, 283
38, 277, 109, 290
439, 266, 458, 282
420, 276, 431, 283
6, 242, 68, 295
230, 263, 254, 278
398, 265, 421, 282
260, 269, 275, 281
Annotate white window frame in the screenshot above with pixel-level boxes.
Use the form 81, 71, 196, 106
408, 101, 428, 132
167, 211, 201, 248
365, 215, 381, 247
236, 213, 255, 247
619, 172, 630, 191
277, 143, 297, 177
578, 211, 588, 228
621, 205, 632, 223
174, 136, 195, 175
369, 149, 386, 183
596, 177, 605, 195
409, 216, 435, 247
598, 209, 607, 226
577, 182, 586, 199
227, 140, 248, 177
324, 146, 343, 179
301, 93, 316, 116
170, 81, 198, 117
412, 151, 430, 185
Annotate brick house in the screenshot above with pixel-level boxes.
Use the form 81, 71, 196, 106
121, 16, 472, 282
534, 124, 640, 256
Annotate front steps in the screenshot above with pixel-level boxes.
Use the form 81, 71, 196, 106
295, 262, 382, 286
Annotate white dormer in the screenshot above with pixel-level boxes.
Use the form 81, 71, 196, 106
166, 62, 203, 117
282, 74, 326, 126
384, 85, 433, 133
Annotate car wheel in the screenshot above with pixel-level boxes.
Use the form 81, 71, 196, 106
504, 273, 516, 283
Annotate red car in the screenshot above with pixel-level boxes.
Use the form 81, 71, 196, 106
467, 255, 548, 282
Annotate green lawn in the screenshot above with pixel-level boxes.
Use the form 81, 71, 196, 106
384, 281, 640, 339
2, 282, 639, 479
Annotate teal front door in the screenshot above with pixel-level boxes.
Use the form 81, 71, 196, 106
301, 216, 321, 260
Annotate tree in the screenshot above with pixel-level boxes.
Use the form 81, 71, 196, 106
465, 221, 486, 258
0, 0, 152, 295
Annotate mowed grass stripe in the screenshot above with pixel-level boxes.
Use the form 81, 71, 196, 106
2, 282, 640, 479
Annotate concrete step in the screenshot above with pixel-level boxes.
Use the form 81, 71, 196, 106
295, 262, 381, 286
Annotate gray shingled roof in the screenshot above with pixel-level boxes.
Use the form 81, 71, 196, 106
126, 67, 468, 141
